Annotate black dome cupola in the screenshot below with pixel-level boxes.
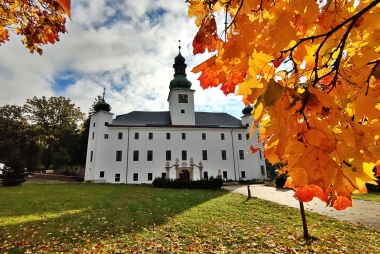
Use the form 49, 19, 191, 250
94, 88, 112, 112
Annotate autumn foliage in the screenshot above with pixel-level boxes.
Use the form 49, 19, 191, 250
0, 0, 71, 54
188, 0, 380, 210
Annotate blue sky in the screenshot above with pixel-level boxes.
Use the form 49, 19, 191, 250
0, 0, 245, 118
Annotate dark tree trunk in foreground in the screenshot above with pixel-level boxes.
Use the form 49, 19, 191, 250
299, 201, 309, 239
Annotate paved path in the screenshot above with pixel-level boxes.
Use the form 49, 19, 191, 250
224, 185, 380, 231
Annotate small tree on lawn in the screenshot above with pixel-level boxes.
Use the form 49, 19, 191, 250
0, 155, 27, 187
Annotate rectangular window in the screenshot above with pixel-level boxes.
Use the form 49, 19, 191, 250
147, 150, 153, 161
182, 150, 187, 161
100, 171, 104, 178
133, 151, 139, 161
166, 150, 171, 161
223, 171, 227, 179
238, 133, 242, 140
245, 123, 249, 127
261, 165, 265, 175
182, 133, 186, 140
221, 150, 227, 160
259, 150, 263, 159
202, 150, 208, 160
221, 133, 225, 140
239, 150, 244, 160
166, 133, 171, 140
246, 133, 250, 140
161, 172, 166, 179
118, 132, 123, 139
104, 134, 109, 139
90, 151, 93, 162
148, 173, 153, 181
181, 109, 185, 113
149, 132, 153, 140
133, 173, 138, 181
135, 132, 139, 139
241, 171, 246, 178
202, 133, 206, 140
115, 173, 120, 182
93, 123, 95, 127
92, 132, 94, 139
203, 171, 208, 180
116, 151, 122, 161
104, 122, 109, 126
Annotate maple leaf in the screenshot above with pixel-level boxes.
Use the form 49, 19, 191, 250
56, 0, 71, 19
192, 16, 220, 54
189, 0, 380, 212
0, 0, 70, 54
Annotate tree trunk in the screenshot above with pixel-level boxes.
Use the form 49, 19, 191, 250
299, 201, 309, 239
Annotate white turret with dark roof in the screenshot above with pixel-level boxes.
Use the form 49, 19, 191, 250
84, 46, 266, 184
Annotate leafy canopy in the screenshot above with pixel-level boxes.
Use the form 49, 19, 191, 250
0, 0, 71, 54
188, 0, 380, 210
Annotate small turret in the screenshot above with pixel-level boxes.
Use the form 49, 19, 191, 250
94, 88, 112, 112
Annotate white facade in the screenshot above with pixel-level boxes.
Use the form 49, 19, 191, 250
85, 51, 266, 184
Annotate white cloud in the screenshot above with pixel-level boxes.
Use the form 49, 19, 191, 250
0, 0, 246, 118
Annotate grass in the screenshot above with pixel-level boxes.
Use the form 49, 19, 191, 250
353, 192, 380, 202
0, 182, 379, 253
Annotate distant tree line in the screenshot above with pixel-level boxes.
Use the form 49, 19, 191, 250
0, 96, 88, 172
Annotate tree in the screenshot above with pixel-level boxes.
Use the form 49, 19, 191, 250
0, 104, 28, 160
0, 0, 71, 54
188, 0, 380, 211
24, 96, 85, 168
52, 147, 70, 169
0, 154, 27, 186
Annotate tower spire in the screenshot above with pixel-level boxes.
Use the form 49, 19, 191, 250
103, 87, 106, 100
178, 40, 181, 54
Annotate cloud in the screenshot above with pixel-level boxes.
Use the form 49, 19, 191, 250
0, 0, 245, 118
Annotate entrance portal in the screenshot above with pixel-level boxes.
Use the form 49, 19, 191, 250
179, 169, 190, 181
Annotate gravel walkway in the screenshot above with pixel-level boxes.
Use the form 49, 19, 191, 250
224, 184, 380, 231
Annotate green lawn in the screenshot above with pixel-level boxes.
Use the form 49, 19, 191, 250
353, 192, 380, 202
0, 182, 379, 253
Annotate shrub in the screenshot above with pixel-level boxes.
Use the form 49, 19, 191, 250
0, 155, 27, 187
275, 173, 287, 188
152, 177, 223, 190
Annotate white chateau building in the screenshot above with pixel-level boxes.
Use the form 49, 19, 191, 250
85, 48, 266, 184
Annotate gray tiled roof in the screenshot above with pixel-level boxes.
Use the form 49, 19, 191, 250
110, 111, 244, 128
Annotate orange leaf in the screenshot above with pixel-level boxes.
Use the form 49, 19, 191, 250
197, 67, 219, 89
57, 0, 71, 19
192, 16, 219, 54
220, 71, 246, 95
332, 196, 352, 211
249, 145, 260, 154
294, 184, 328, 203
376, 160, 380, 177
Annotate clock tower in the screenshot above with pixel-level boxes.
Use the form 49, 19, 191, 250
168, 43, 195, 125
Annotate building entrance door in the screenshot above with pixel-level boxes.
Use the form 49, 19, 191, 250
179, 169, 190, 181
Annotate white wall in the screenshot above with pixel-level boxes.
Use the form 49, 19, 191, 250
86, 122, 267, 183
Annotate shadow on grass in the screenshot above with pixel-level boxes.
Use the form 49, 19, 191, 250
0, 182, 228, 253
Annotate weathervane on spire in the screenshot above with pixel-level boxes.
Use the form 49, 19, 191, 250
178, 40, 181, 53
103, 87, 106, 100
